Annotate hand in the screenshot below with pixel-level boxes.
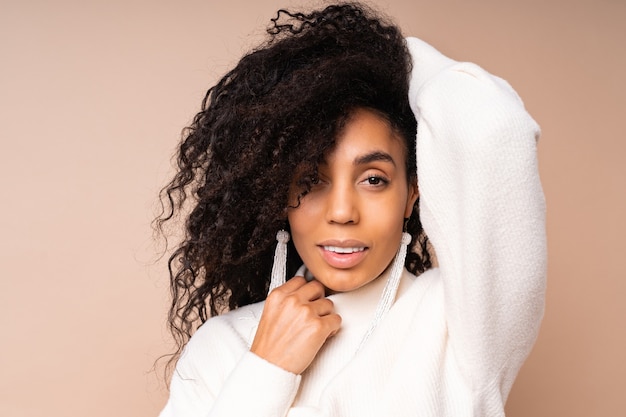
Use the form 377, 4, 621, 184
250, 276, 342, 375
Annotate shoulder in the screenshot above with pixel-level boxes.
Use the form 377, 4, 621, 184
192, 301, 265, 350
176, 301, 265, 376
400, 267, 442, 301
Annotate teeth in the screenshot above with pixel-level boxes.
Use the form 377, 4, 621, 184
323, 246, 365, 254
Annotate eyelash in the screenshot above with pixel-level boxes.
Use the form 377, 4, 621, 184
362, 174, 389, 187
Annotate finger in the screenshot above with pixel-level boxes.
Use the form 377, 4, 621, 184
309, 297, 335, 316
297, 279, 327, 302
323, 313, 342, 337
273, 275, 307, 293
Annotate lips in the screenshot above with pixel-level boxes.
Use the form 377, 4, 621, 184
318, 240, 369, 269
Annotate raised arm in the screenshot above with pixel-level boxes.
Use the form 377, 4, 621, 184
407, 37, 547, 395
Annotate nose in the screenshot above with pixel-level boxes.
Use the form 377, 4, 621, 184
325, 183, 359, 225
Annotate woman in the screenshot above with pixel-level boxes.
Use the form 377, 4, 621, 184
158, 3, 546, 416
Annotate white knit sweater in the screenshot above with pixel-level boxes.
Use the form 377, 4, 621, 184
159, 37, 546, 417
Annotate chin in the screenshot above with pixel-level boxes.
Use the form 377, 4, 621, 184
318, 270, 374, 294
324, 283, 355, 294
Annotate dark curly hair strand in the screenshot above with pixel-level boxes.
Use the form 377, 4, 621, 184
157, 2, 431, 368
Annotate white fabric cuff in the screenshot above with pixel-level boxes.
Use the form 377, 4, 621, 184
209, 351, 301, 417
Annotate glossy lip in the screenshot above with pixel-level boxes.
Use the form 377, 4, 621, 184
317, 239, 369, 269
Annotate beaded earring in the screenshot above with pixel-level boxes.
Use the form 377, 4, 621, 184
268, 230, 290, 294
357, 231, 412, 351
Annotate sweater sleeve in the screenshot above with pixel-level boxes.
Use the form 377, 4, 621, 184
406, 37, 547, 396
159, 315, 301, 417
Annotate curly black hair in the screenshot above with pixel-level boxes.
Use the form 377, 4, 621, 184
157, 2, 431, 365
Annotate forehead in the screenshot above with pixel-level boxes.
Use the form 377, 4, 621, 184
325, 108, 407, 165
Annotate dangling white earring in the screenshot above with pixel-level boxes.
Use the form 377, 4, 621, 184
268, 230, 290, 295
357, 231, 412, 351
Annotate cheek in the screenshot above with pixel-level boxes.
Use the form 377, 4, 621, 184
370, 212, 405, 255
286, 205, 314, 255
368, 190, 410, 224
287, 189, 327, 228
366, 194, 408, 248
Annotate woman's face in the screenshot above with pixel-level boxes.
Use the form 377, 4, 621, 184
288, 108, 418, 293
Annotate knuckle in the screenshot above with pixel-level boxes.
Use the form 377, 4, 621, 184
265, 289, 283, 306
298, 302, 316, 319
282, 294, 300, 310
307, 318, 325, 334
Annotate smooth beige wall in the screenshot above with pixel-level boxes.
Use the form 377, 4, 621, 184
1, 0, 624, 416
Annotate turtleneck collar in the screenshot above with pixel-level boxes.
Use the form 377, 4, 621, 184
294, 265, 415, 331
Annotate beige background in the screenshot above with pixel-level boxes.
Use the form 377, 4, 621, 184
1, 0, 624, 416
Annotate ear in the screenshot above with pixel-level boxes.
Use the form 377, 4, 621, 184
404, 178, 419, 218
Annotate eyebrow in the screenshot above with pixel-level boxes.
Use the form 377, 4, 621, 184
353, 151, 396, 167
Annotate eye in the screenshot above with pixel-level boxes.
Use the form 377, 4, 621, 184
361, 175, 389, 187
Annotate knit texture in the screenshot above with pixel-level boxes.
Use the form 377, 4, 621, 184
160, 37, 546, 417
